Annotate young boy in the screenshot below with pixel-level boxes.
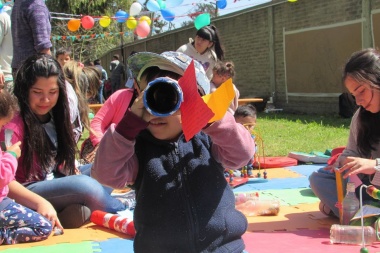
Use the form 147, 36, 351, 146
234, 104, 257, 132
92, 51, 255, 252
55, 48, 72, 68
234, 104, 258, 177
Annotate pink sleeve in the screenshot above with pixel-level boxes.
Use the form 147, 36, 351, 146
0, 114, 24, 146
203, 112, 255, 169
90, 89, 134, 146
0, 150, 17, 189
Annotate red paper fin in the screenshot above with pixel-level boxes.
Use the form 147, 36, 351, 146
178, 60, 214, 142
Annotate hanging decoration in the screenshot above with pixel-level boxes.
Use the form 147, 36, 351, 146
136, 21, 150, 38
161, 9, 175, 22
52, 31, 131, 42
126, 17, 138, 30
146, 0, 161, 12
115, 10, 129, 23
194, 13, 210, 30
67, 19, 81, 32
57, 0, 283, 40
81, 16, 94, 30
216, 0, 227, 9
139, 16, 152, 26
99, 16, 111, 28
129, 2, 142, 16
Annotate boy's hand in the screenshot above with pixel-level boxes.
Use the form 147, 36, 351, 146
130, 91, 147, 120
7, 141, 22, 158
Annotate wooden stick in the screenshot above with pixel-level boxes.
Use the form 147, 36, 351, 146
335, 169, 344, 224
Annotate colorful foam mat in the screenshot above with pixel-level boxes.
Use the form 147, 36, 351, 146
3, 164, 377, 252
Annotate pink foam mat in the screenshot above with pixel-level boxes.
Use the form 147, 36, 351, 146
243, 229, 380, 253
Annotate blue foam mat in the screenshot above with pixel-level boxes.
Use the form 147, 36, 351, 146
286, 164, 326, 177
93, 238, 134, 253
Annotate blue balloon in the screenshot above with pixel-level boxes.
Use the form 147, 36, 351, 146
147, 0, 160, 12
216, 0, 227, 9
166, 0, 184, 8
161, 9, 175, 22
115, 10, 129, 23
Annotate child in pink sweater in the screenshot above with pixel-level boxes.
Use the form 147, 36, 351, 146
0, 89, 56, 244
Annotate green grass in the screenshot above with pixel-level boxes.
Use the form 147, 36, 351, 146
79, 113, 352, 158
255, 113, 351, 157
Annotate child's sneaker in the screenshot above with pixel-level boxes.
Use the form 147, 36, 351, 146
319, 202, 335, 217
113, 190, 136, 210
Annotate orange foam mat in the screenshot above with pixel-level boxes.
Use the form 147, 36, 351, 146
260, 167, 303, 179
246, 202, 337, 232
0, 223, 131, 250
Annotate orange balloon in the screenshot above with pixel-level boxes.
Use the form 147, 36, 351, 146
68, 19, 81, 32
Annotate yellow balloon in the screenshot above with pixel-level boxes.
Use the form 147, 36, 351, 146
126, 17, 137, 30
139, 16, 151, 26
99, 16, 111, 28
67, 19, 81, 32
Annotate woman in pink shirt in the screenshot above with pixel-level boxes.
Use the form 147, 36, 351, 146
80, 88, 135, 163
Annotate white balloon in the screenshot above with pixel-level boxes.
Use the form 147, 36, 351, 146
130, 2, 142, 16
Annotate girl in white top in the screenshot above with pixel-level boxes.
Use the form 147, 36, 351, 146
177, 25, 225, 80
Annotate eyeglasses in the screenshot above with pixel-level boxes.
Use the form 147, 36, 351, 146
242, 123, 256, 130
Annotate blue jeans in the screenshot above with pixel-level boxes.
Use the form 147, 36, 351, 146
309, 168, 344, 217
98, 83, 104, 104
26, 164, 124, 214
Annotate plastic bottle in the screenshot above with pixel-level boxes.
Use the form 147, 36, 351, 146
330, 224, 377, 245
235, 193, 280, 216
342, 182, 359, 225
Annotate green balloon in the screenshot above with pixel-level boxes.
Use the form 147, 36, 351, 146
194, 13, 211, 30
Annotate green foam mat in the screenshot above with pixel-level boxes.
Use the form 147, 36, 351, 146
2, 241, 96, 253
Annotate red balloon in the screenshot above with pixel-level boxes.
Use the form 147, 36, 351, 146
81, 16, 94, 30
136, 21, 150, 38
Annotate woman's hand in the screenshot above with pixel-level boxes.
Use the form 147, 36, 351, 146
339, 156, 377, 179
36, 200, 64, 233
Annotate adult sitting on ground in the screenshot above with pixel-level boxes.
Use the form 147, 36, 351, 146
309, 48, 380, 218
1, 54, 131, 228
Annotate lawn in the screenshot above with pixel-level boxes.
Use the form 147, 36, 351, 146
255, 112, 351, 157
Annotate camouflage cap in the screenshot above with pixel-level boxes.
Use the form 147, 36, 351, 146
127, 51, 210, 94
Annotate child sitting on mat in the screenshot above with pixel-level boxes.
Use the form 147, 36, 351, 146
92, 51, 254, 253
211, 60, 240, 113
0, 88, 56, 244
233, 104, 258, 177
